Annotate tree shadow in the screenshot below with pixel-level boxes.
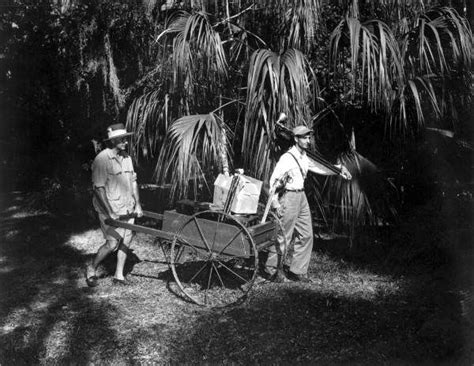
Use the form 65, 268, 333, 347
0, 192, 131, 363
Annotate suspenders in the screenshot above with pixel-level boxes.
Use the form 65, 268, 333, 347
287, 151, 306, 180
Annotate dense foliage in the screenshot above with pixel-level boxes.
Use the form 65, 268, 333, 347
0, 0, 472, 233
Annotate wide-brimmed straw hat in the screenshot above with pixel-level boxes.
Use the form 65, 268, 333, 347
104, 123, 133, 141
292, 125, 313, 137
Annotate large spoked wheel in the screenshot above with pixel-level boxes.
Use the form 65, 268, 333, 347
170, 210, 258, 307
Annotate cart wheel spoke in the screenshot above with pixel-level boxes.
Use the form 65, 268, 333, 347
175, 244, 186, 263
216, 227, 246, 257
192, 216, 212, 253
185, 260, 210, 284
204, 264, 214, 304
174, 235, 199, 254
215, 259, 249, 283
211, 262, 226, 288
211, 212, 224, 251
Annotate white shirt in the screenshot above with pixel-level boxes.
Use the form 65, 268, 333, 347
91, 148, 137, 215
269, 146, 336, 191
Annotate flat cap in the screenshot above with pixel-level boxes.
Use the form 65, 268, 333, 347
292, 125, 313, 137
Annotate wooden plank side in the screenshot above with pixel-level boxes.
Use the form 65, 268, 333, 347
162, 210, 189, 233
247, 222, 276, 246
181, 218, 252, 257
162, 210, 253, 257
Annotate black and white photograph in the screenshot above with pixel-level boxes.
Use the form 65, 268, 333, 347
0, 0, 473, 364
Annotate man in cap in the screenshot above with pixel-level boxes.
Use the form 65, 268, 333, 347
86, 123, 143, 287
266, 124, 351, 282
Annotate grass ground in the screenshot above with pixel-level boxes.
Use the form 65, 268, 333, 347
0, 192, 472, 365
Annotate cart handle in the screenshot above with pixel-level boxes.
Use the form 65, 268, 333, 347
104, 211, 164, 227
116, 210, 163, 221
117, 213, 138, 220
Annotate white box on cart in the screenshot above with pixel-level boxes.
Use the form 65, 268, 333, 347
213, 173, 262, 215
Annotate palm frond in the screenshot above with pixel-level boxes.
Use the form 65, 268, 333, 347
390, 6, 473, 132
427, 7, 473, 68
126, 90, 170, 161
330, 5, 472, 135
280, 0, 322, 53
154, 113, 233, 201
324, 152, 375, 234
225, 23, 267, 64
330, 17, 403, 113
412, 17, 446, 74
323, 150, 399, 237
157, 11, 228, 102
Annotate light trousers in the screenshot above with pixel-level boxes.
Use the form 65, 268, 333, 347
266, 191, 313, 275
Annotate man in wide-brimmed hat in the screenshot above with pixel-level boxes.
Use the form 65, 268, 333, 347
265, 124, 351, 283
86, 123, 143, 287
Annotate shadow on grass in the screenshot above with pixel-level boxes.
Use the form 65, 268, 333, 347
161, 284, 469, 365
313, 195, 473, 278
0, 192, 127, 364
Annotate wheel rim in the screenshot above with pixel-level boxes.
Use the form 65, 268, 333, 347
170, 210, 258, 307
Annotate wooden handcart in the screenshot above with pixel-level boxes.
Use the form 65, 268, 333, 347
105, 203, 286, 308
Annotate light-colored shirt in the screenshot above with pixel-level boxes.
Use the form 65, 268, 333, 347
269, 146, 336, 191
92, 148, 137, 215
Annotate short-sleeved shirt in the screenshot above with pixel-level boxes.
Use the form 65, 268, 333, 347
269, 146, 335, 191
91, 148, 137, 216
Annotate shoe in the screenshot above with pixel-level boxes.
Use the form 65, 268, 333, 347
86, 275, 99, 287
112, 277, 131, 286
271, 270, 289, 283
286, 271, 312, 283
257, 267, 273, 281
85, 265, 99, 287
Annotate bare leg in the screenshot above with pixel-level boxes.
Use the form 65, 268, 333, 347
114, 241, 128, 280
114, 230, 135, 280
87, 239, 119, 278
